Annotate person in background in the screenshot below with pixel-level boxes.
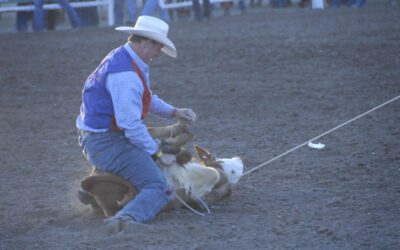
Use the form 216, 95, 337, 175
349, 0, 366, 8
16, 2, 58, 32
250, 0, 262, 7
332, 0, 365, 8
298, 0, 309, 8
270, 0, 291, 8
114, 0, 137, 25
16, 3, 35, 32
76, 16, 196, 233
76, 0, 99, 27
33, 0, 81, 31
331, 0, 344, 8
220, 0, 246, 15
191, 0, 210, 21
141, 0, 170, 22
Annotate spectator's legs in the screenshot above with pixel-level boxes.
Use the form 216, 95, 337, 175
76, 6, 99, 26
191, 0, 203, 21
141, 0, 170, 22
347, 0, 355, 6
46, 10, 57, 30
203, 0, 211, 19
354, 0, 365, 7
238, 0, 246, 13
16, 11, 29, 32
332, 0, 341, 7
159, 6, 170, 22
33, 0, 45, 31
56, 0, 82, 28
277, 0, 290, 7
114, 0, 124, 25
142, 0, 157, 16
125, 0, 137, 24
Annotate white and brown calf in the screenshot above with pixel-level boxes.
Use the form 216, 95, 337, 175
79, 121, 244, 217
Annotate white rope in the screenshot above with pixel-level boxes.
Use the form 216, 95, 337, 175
173, 188, 211, 216
242, 95, 400, 177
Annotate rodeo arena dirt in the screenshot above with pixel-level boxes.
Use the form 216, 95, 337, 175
0, 1, 399, 249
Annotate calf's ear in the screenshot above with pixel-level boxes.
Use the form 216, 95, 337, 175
194, 145, 212, 163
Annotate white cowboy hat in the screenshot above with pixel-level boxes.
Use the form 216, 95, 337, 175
115, 16, 177, 58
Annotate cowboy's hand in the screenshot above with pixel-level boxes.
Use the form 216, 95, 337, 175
160, 139, 180, 154
174, 108, 196, 122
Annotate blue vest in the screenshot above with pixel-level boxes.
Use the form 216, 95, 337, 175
80, 46, 135, 129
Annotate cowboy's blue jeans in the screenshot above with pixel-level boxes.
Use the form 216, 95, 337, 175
78, 130, 170, 223
33, 0, 81, 31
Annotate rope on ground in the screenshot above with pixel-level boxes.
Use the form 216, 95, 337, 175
174, 188, 211, 216
242, 95, 400, 177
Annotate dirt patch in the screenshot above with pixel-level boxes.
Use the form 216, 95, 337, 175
1, 3, 399, 249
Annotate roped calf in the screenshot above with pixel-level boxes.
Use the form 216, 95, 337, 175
78, 120, 244, 217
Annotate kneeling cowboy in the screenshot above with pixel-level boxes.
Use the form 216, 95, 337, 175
76, 16, 197, 232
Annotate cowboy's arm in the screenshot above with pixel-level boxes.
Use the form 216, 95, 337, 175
151, 94, 197, 122
106, 72, 159, 155
150, 94, 176, 119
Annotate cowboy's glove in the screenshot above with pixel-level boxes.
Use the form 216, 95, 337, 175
174, 108, 197, 122
152, 150, 175, 166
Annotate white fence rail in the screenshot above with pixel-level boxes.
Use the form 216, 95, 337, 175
0, 0, 115, 25
158, 0, 234, 10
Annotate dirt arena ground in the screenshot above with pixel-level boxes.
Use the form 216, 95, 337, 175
1, 2, 399, 249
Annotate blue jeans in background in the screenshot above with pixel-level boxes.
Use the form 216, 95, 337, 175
270, 0, 291, 7
79, 130, 170, 223
142, 0, 170, 22
114, 0, 137, 25
192, 0, 210, 21
76, 0, 99, 26
331, 0, 341, 7
33, 0, 81, 31
16, 10, 31, 32
238, 0, 246, 12
350, 0, 366, 7
332, 0, 366, 8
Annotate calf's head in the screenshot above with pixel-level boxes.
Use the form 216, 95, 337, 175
194, 145, 243, 185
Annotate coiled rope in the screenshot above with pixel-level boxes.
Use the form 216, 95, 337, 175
173, 188, 211, 216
